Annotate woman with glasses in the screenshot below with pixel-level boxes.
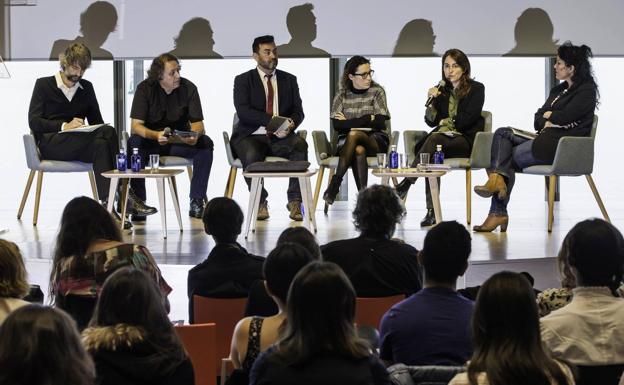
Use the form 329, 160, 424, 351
395, 48, 485, 227
323, 55, 390, 205
472, 42, 598, 232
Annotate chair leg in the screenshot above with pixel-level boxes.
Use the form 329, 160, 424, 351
313, 166, 325, 212
391, 177, 399, 187
465, 169, 472, 225
33, 171, 44, 226
17, 170, 36, 219
547, 175, 556, 232
224, 167, 237, 198
88, 171, 99, 201
585, 174, 611, 222
324, 168, 335, 215
186, 166, 193, 182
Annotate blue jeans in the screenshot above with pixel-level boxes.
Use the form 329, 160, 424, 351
488, 127, 543, 215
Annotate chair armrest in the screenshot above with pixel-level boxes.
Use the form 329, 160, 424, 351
23, 134, 41, 170
402, 130, 427, 166
222, 131, 237, 165
551, 136, 594, 175
469, 132, 494, 169
296, 129, 307, 141
312, 130, 331, 164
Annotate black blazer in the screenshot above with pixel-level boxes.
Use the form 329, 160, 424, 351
532, 81, 597, 163
232, 69, 304, 145
28, 76, 104, 145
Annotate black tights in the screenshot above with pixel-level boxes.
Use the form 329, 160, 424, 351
335, 131, 379, 190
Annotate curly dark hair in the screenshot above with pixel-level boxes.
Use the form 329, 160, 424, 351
147, 52, 180, 82
340, 55, 379, 92
352, 184, 405, 238
557, 41, 599, 102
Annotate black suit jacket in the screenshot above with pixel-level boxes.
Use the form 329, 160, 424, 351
28, 76, 104, 145
424, 79, 485, 148
532, 81, 597, 163
232, 69, 304, 145
321, 236, 423, 297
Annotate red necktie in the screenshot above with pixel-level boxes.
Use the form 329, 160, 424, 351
266, 74, 274, 116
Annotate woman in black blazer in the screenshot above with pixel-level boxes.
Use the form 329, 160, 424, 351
473, 42, 598, 232
396, 49, 485, 226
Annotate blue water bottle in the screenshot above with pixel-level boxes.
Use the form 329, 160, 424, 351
130, 148, 142, 172
389, 145, 399, 169
116, 149, 127, 171
433, 144, 445, 164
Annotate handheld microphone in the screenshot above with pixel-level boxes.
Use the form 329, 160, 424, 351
163, 127, 172, 137
425, 80, 446, 107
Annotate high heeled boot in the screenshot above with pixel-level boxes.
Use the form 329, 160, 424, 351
474, 173, 508, 200
473, 213, 509, 232
323, 175, 343, 205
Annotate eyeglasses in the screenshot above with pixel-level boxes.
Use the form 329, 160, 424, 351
354, 70, 374, 79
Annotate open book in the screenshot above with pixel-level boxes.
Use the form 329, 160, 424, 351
511, 128, 538, 140
266, 116, 290, 135
59, 123, 108, 134
165, 130, 199, 144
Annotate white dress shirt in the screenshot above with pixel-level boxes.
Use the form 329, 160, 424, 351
55, 71, 83, 131
252, 66, 278, 135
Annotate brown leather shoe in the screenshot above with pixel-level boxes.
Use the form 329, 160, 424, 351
257, 201, 270, 220
473, 213, 509, 232
474, 173, 508, 200
287, 200, 303, 221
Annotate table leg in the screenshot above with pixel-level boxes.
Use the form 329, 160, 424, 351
168, 176, 183, 232
298, 177, 310, 230
381, 176, 390, 185
156, 178, 167, 238
304, 176, 317, 233
119, 179, 129, 230
245, 177, 261, 239
428, 176, 442, 224
106, 178, 119, 213
250, 178, 263, 234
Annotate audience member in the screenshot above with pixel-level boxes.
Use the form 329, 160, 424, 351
83, 268, 194, 385
380, 221, 474, 366
244, 227, 321, 317
449, 271, 574, 385
322, 185, 422, 297
187, 197, 263, 320
227, 243, 315, 385
249, 261, 390, 385
541, 219, 624, 366
0, 239, 30, 323
0, 305, 95, 385
50, 197, 171, 330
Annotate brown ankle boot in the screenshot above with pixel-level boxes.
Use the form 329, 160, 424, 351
473, 213, 509, 232
474, 173, 508, 200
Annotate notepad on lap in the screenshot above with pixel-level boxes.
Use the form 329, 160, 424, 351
511, 128, 538, 140
59, 123, 108, 134
266, 116, 290, 135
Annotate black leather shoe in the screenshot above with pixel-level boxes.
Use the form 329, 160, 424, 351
111, 210, 133, 230
323, 175, 342, 205
189, 198, 205, 219
395, 179, 413, 200
420, 209, 436, 227
131, 214, 146, 222
126, 189, 157, 216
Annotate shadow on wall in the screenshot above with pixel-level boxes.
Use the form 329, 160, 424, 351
169, 17, 222, 59
49, 1, 117, 61
277, 3, 330, 58
505, 8, 558, 56
393, 19, 438, 57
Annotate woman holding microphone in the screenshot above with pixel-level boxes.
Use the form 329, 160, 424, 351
395, 49, 485, 226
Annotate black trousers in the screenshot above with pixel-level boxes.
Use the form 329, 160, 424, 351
233, 133, 308, 202
126, 134, 214, 201
38, 125, 118, 199
412, 133, 471, 209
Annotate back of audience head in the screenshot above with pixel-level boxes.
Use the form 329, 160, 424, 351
558, 218, 624, 294
0, 305, 95, 385
0, 239, 29, 299
202, 197, 244, 243
353, 185, 405, 239
274, 261, 370, 364
469, 271, 571, 385
263, 243, 315, 306
276, 227, 321, 259
88, 267, 185, 370
420, 221, 471, 286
